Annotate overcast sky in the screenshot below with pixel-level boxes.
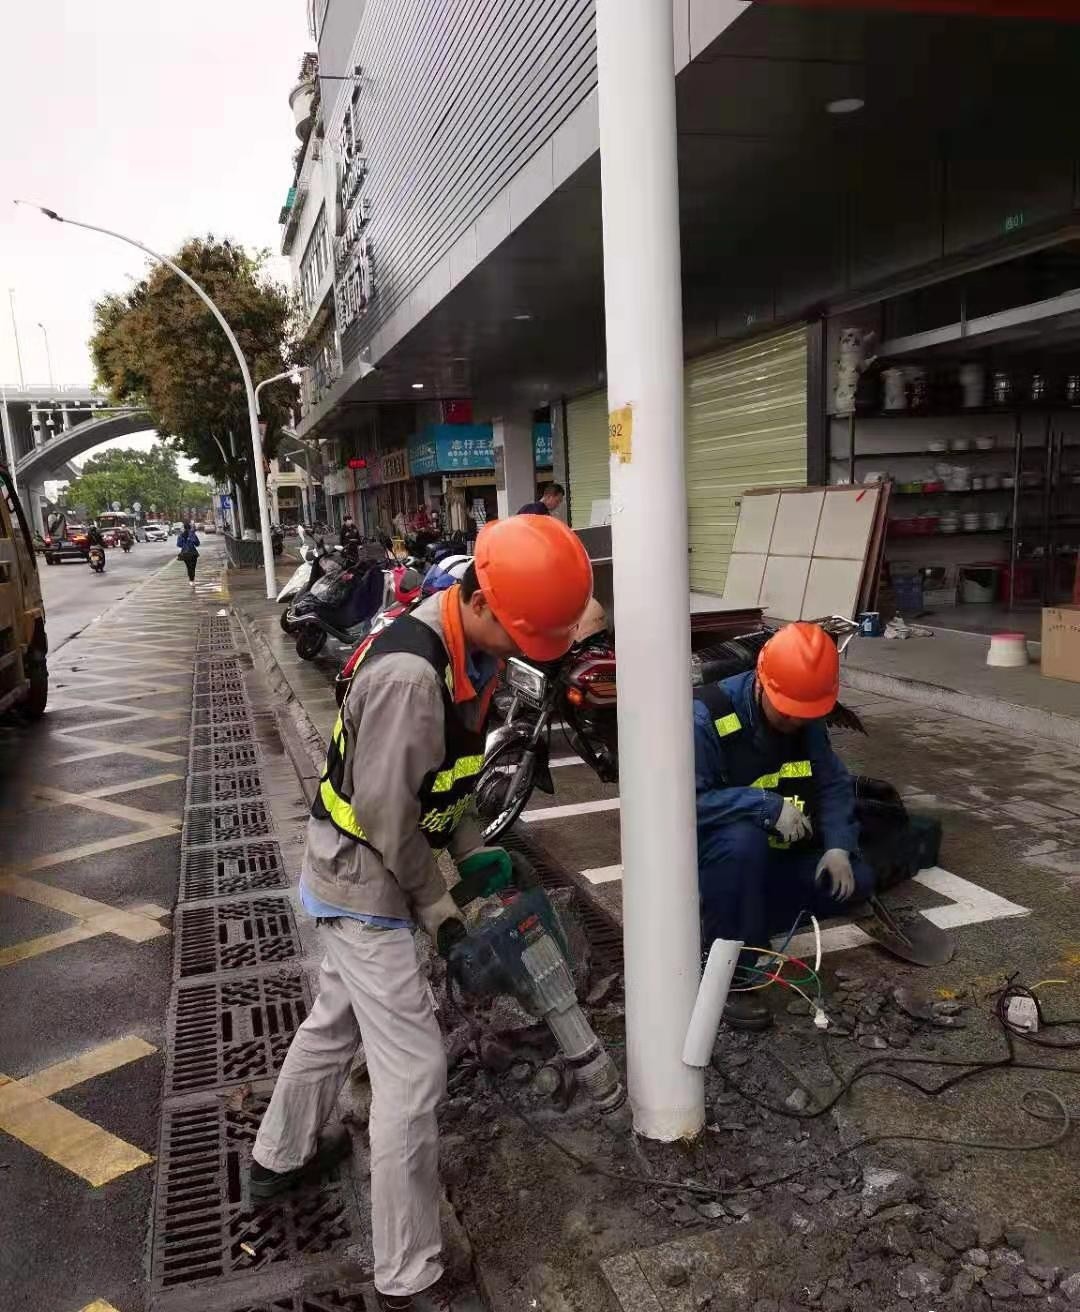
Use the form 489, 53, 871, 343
1, 0, 310, 389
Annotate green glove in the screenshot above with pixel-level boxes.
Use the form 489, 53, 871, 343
457, 847, 514, 899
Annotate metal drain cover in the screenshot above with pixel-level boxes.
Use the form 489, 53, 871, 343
191, 743, 260, 774
183, 801, 274, 848
192, 723, 257, 749
166, 971, 309, 1095
188, 770, 264, 808
180, 842, 289, 901
192, 697, 251, 726
176, 898, 301, 978
210, 1290, 373, 1311
151, 1096, 355, 1292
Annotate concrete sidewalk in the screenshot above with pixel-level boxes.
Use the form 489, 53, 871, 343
842, 625, 1080, 748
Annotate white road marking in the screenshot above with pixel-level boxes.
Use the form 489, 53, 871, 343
549, 756, 582, 769
520, 798, 621, 823
580, 865, 624, 885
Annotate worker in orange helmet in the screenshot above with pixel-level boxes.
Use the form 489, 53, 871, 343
250, 515, 592, 1311
693, 622, 876, 1031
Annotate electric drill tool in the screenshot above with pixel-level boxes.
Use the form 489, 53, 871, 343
441, 857, 626, 1117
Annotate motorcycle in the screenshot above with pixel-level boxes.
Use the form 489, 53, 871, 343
119, 530, 133, 553
472, 613, 865, 842
277, 537, 346, 629
88, 544, 106, 574
286, 557, 389, 660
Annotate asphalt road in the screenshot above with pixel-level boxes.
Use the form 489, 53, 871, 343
0, 550, 199, 1312
39, 539, 183, 650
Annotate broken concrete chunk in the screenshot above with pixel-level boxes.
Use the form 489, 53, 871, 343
891, 986, 935, 1022
784, 1087, 810, 1112
896, 1262, 944, 1300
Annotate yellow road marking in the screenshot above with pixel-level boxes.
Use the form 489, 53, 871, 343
0, 925, 100, 968
0, 827, 179, 880
0, 869, 174, 946
0, 1038, 156, 1186
33, 786, 180, 830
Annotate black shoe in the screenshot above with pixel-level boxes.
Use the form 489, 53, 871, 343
249, 1126, 351, 1199
723, 992, 772, 1031
376, 1278, 454, 1311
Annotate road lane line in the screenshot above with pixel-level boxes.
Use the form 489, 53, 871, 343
520, 798, 621, 822
913, 866, 1030, 928
581, 865, 624, 885
549, 756, 582, 769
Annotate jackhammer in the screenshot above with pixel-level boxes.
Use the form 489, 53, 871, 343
436, 856, 627, 1118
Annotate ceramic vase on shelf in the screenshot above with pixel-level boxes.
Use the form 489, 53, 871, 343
882, 367, 907, 412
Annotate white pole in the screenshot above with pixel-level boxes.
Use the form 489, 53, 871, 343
38, 323, 54, 387
595, 0, 704, 1139
8, 290, 25, 386
13, 203, 278, 599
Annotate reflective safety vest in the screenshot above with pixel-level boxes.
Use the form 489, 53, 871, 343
312, 615, 487, 850
693, 682, 817, 850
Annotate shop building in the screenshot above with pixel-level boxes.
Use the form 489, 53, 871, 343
282, 2, 1079, 620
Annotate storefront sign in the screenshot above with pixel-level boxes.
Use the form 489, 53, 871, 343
407, 424, 494, 474
323, 468, 356, 497
533, 422, 553, 468
353, 464, 370, 490
376, 448, 410, 483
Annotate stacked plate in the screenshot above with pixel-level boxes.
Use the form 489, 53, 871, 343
962, 512, 982, 532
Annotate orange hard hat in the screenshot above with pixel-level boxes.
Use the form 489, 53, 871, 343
474, 516, 593, 661
757, 622, 839, 719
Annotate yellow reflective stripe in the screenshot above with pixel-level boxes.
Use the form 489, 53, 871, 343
749, 760, 812, 790
713, 713, 741, 737
430, 754, 484, 793
318, 778, 367, 841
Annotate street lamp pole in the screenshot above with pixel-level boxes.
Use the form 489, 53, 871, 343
37, 323, 55, 387
8, 289, 25, 387
14, 201, 278, 600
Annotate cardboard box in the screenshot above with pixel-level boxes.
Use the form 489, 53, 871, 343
1042, 606, 1080, 683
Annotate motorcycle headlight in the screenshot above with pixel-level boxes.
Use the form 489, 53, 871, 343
506, 658, 547, 705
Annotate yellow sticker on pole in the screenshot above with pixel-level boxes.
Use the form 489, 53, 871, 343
609, 405, 633, 463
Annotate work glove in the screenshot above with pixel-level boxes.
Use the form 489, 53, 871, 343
773, 798, 812, 845
456, 847, 514, 900
416, 891, 465, 957
815, 848, 856, 902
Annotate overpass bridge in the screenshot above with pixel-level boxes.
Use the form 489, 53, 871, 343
1, 384, 151, 531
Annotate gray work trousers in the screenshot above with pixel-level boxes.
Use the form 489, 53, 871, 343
252, 917, 447, 1297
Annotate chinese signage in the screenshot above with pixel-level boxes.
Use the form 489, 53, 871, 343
323, 468, 355, 497
533, 422, 553, 467
376, 447, 410, 483
408, 424, 494, 476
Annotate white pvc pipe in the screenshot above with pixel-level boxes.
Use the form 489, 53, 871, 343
682, 939, 742, 1068
595, 0, 705, 1139
14, 203, 278, 599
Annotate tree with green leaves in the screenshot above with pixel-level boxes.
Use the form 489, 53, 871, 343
59, 445, 212, 520
90, 237, 297, 528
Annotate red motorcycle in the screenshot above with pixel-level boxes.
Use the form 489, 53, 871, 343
474, 614, 863, 843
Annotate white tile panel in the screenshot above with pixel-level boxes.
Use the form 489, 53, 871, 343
721, 553, 768, 607
509, 141, 555, 229
475, 185, 512, 263
730, 492, 779, 554
814, 487, 881, 560
448, 227, 478, 288
770, 490, 825, 557
801, 557, 864, 620
760, 555, 811, 621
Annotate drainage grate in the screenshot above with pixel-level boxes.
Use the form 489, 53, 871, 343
192, 722, 257, 749
187, 769, 264, 808
219, 1291, 372, 1311
183, 801, 274, 848
504, 828, 624, 970
180, 842, 289, 901
176, 898, 301, 978
166, 971, 309, 1095
191, 743, 260, 774
152, 1096, 354, 1291
192, 697, 251, 726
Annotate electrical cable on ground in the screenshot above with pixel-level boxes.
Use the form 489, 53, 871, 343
454, 972, 1076, 1204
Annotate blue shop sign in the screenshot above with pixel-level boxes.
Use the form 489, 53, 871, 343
408, 424, 494, 475
533, 422, 553, 468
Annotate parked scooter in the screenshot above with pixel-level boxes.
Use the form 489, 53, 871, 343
88, 544, 106, 574
277, 537, 346, 630
473, 613, 865, 842
286, 557, 387, 659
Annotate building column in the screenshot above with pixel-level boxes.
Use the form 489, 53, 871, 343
492, 416, 535, 520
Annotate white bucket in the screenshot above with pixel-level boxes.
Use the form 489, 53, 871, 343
987, 632, 1029, 668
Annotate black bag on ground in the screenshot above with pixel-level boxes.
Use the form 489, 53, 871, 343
854, 775, 942, 892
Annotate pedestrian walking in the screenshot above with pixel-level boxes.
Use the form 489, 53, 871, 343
248, 515, 593, 1310
517, 481, 564, 516
176, 519, 200, 587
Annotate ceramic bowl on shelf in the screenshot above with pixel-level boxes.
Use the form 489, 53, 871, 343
983, 474, 1000, 490
974, 436, 996, 451
983, 511, 1007, 530
1001, 475, 1016, 489
950, 437, 972, 452
971, 476, 985, 490
927, 439, 947, 453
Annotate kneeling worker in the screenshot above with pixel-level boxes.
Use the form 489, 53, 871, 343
249, 515, 593, 1310
694, 622, 876, 1030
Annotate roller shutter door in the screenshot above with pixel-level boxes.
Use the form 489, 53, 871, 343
566, 389, 610, 530
685, 326, 807, 594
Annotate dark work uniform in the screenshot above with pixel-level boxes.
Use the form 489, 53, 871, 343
694, 670, 875, 959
